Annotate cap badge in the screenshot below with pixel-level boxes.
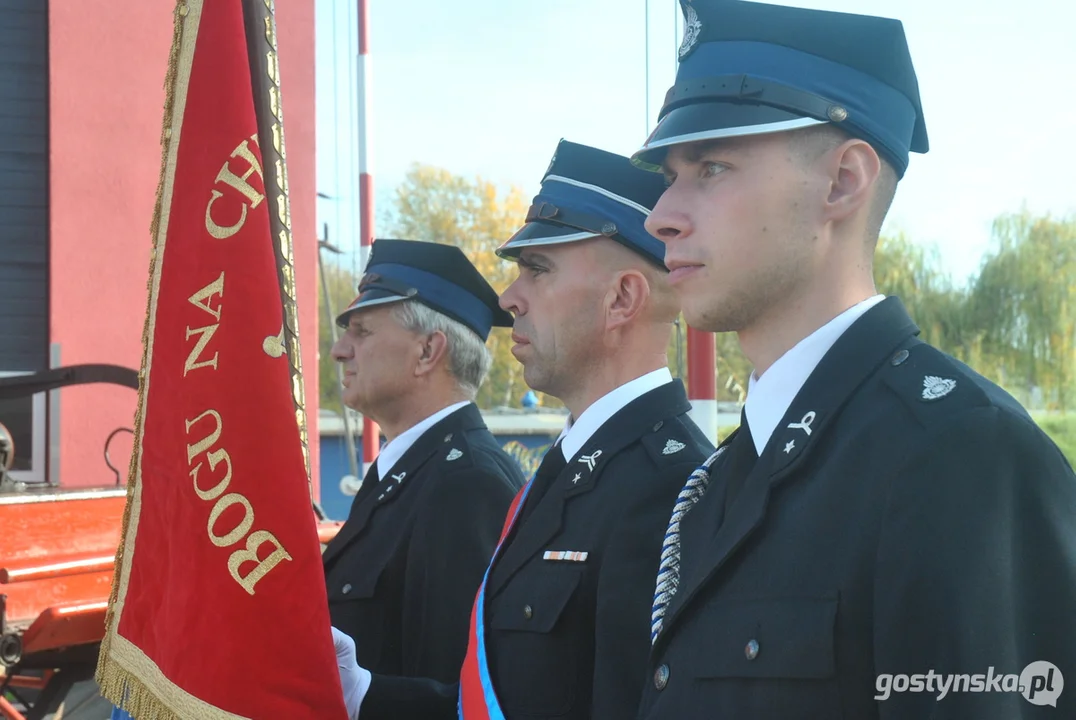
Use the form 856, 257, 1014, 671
357, 272, 381, 292
678, 2, 702, 60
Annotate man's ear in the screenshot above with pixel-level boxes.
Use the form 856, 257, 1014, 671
414, 331, 449, 377
606, 270, 651, 331
822, 138, 881, 225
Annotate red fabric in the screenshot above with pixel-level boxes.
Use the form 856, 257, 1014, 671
111, 2, 347, 716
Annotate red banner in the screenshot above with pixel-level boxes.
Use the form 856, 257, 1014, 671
96, 1, 347, 717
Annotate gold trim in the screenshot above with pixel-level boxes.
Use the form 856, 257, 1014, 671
102, 635, 248, 719
96, 2, 210, 717
251, 0, 313, 491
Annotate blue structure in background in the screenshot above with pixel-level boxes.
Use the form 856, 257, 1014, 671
317, 412, 562, 521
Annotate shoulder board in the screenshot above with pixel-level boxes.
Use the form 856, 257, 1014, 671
435, 429, 477, 471
880, 341, 1028, 427
639, 414, 714, 468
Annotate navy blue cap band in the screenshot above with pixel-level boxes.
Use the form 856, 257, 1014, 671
372, 263, 495, 339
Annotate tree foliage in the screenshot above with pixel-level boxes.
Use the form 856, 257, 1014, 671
386, 164, 543, 409
316, 256, 361, 415
318, 166, 1076, 419
971, 211, 1076, 410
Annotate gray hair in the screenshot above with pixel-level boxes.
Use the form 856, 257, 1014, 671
389, 300, 492, 398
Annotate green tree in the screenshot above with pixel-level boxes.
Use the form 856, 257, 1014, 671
316, 255, 362, 414
386, 164, 552, 409
970, 211, 1076, 410
873, 233, 987, 367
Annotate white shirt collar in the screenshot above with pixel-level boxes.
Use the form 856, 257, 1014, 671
555, 367, 674, 462
744, 295, 885, 457
374, 401, 472, 480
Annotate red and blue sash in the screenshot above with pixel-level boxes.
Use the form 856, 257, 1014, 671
458, 477, 535, 719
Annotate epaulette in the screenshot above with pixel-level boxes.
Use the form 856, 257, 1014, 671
639, 415, 710, 468
879, 341, 1025, 428
434, 429, 478, 471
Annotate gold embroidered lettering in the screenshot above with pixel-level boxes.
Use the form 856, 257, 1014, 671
207, 492, 255, 548
228, 530, 293, 595
191, 447, 232, 501
204, 134, 265, 239
184, 411, 291, 595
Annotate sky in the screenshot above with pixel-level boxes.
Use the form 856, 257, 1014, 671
313, 0, 1076, 286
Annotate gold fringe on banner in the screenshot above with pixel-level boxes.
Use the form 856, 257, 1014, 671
97, 672, 181, 720
95, 1, 202, 716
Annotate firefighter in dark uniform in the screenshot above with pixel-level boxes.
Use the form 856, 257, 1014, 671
323, 239, 525, 710
334, 141, 715, 720
631, 1, 1076, 718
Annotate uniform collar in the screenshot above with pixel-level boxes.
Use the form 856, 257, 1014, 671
744, 294, 885, 456
374, 401, 472, 479
555, 367, 674, 461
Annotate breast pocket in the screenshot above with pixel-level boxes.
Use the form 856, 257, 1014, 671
687, 595, 842, 719
489, 564, 585, 716
327, 559, 385, 602
326, 557, 395, 667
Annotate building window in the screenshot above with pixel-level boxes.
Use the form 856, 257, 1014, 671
0, 372, 47, 484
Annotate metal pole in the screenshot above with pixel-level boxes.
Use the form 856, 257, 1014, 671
645, 0, 649, 136
356, 0, 380, 475
673, 0, 679, 67
318, 232, 360, 483
687, 328, 718, 444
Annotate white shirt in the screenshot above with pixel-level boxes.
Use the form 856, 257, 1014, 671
744, 295, 885, 456
373, 401, 471, 480
555, 367, 674, 461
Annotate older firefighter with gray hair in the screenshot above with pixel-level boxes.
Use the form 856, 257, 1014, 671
322, 239, 525, 709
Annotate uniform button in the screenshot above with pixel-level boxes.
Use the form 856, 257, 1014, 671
342, 583, 353, 595
652, 421, 664, 432
523, 604, 533, 620
890, 349, 909, 366
654, 664, 669, 690
745, 639, 760, 660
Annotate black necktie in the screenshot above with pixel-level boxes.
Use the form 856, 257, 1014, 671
723, 409, 759, 516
